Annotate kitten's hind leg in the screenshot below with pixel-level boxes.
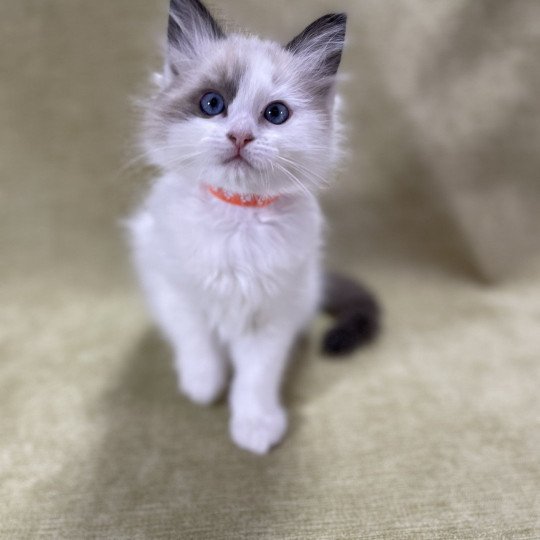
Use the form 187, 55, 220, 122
142, 272, 227, 406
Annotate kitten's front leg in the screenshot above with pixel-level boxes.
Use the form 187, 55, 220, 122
143, 273, 227, 405
228, 328, 296, 454
174, 321, 227, 406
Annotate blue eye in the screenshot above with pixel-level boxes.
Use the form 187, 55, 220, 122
200, 92, 225, 116
264, 102, 290, 125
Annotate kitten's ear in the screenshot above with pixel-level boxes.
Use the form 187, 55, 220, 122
286, 13, 347, 78
168, 0, 224, 58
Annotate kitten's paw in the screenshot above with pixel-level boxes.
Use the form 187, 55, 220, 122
230, 408, 288, 455
179, 363, 226, 406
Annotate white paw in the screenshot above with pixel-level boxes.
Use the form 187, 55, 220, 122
230, 408, 288, 455
179, 364, 226, 406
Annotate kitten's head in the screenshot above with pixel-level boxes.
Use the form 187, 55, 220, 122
143, 0, 347, 196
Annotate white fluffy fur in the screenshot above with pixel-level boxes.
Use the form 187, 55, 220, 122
129, 5, 345, 454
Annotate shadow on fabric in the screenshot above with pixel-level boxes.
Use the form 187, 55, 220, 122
61, 326, 351, 536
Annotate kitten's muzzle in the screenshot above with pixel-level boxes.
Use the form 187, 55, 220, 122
223, 132, 256, 169
227, 131, 255, 150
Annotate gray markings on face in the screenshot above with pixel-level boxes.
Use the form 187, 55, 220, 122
162, 60, 247, 121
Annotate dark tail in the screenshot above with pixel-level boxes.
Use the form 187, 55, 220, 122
321, 272, 381, 356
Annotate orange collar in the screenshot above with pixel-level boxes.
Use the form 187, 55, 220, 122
206, 185, 279, 208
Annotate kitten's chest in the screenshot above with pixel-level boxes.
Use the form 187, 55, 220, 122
159, 194, 322, 296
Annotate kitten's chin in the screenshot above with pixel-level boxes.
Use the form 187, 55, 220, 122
202, 165, 283, 197
183, 161, 311, 197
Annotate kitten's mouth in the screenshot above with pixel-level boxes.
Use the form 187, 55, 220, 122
223, 153, 254, 169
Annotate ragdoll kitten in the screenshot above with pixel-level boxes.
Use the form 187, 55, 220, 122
129, 0, 379, 454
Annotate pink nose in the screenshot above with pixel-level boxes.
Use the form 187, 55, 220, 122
227, 132, 255, 150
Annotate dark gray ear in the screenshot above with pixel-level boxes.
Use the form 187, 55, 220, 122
168, 0, 224, 56
286, 13, 347, 77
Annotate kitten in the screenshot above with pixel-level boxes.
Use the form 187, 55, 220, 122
128, 0, 379, 454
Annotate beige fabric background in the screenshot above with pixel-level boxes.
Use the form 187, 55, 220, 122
1, 1, 539, 538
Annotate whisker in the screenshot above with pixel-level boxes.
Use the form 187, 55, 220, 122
273, 162, 311, 198
117, 144, 204, 178
276, 155, 330, 188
